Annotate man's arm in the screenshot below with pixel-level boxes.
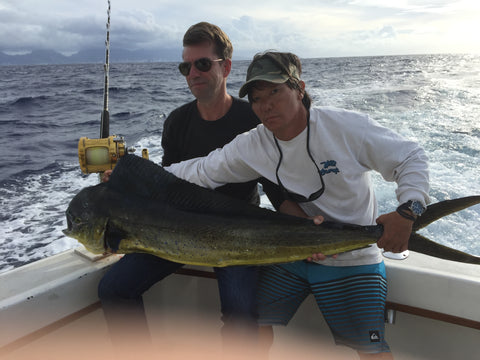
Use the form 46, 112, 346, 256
161, 112, 183, 167
359, 117, 429, 253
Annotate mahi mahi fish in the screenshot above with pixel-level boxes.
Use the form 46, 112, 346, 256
63, 154, 480, 266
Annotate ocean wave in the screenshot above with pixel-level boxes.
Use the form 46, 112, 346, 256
109, 86, 146, 93
1, 55, 480, 271
9, 95, 51, 107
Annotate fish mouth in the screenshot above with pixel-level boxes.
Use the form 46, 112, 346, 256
65, 208, 74, 231
62, 209, 75, 237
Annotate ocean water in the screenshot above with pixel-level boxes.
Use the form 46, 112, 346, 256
0, 54, 479, 273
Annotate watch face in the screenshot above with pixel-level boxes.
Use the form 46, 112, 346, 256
410, 201, 425, 216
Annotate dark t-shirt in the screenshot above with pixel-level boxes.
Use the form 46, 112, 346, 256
161, 97, 264, 205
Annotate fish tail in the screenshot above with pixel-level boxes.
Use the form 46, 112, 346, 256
412, 196, 480, 231
409, 233, 480, 265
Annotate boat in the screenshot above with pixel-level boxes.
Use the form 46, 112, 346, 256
1, 244, 479, 360
3, 3, 477, 357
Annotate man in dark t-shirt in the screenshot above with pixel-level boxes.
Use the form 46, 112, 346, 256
98, 22, 281, 354
162, 98, 262, 204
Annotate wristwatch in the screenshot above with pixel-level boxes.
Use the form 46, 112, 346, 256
396, 200, 426, 221
408, 200, 426, 216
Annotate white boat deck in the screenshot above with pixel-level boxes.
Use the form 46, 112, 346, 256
1, 247, 479, 359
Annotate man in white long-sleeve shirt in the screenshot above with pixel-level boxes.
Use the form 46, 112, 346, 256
167, 51, 429, 359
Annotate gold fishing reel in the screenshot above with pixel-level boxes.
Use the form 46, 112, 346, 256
78, 135, 149, 174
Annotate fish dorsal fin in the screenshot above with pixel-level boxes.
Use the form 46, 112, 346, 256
107, 154, 278, 219
107, 154, 178, 201
412, 195, 480, 231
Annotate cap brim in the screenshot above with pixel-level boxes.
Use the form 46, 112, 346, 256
238, 73, 290, 98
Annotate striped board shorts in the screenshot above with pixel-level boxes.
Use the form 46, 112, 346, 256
257, 261, 391, 354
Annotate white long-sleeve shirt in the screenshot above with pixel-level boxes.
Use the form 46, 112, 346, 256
166, 106, 430, 266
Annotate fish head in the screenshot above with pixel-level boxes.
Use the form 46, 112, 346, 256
63, 185, 109, 254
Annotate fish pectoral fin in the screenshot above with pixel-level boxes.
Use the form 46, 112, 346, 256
104, 220, 127, 253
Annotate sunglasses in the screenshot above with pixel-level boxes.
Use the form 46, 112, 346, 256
273, 120, 325, 203
178, 57, 224, 76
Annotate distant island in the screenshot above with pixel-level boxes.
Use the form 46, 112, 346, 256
0, 47, 258, 65
0, 48, 183, 65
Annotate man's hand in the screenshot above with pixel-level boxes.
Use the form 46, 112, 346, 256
277, 201, 335, 261
306, 215, 338, 261
310, 215, 324, 225
376, 211, 414, 253
101, 169, 113, 182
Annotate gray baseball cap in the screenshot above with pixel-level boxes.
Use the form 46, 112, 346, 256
239, 52, 301, 98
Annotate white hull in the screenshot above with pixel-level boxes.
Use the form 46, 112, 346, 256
1, 247, 479, 359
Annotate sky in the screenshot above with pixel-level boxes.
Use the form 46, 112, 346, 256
1, 0, 479, 59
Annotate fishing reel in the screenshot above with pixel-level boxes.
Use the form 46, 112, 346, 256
78, 135, 149, 174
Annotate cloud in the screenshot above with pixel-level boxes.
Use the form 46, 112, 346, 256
0, 1, 107, 53
0, 0, 479, 58
112, 9, 183, 50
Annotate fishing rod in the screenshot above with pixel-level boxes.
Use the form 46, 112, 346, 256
100, 0, 111, 139
77, 0, 148, 175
